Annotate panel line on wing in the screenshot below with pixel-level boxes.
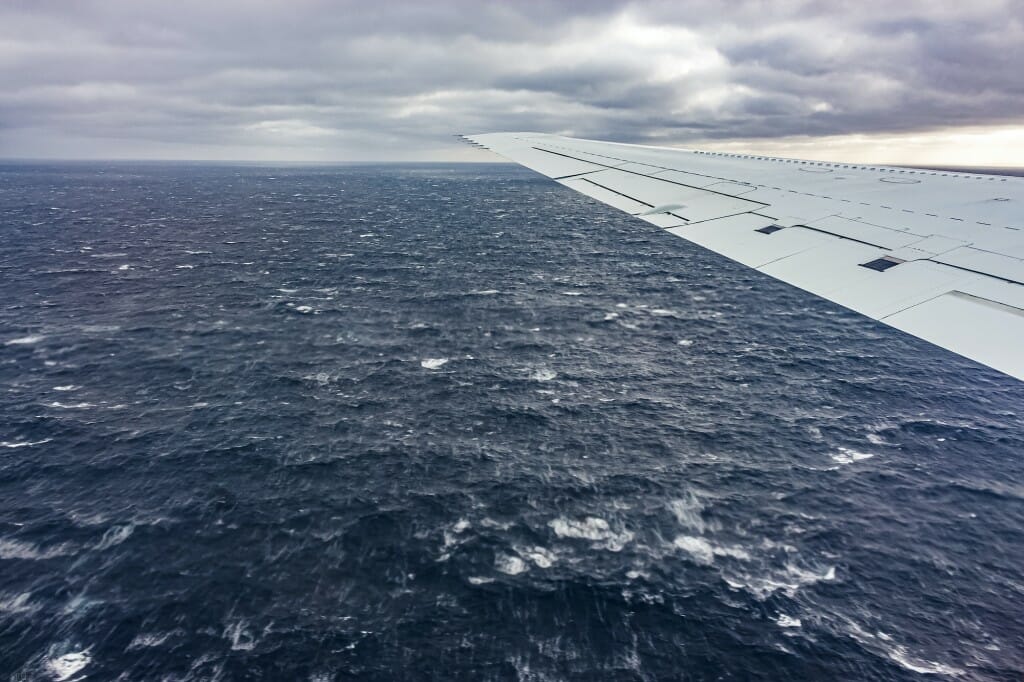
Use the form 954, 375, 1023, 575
529, 147, 622, 171
535, 144, 741, 187
947, 290, 1024, 314
880, 288, 1024, 323
578, 178, 657, 210
541, 147, 770, 203
922, 260, 1024, 287
552, 170, 604, 180
799, 222, 891, 249
752, 244, 831, 269
669, 210, 758, 227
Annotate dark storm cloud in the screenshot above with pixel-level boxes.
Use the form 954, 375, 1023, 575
0, 0, 1021, 159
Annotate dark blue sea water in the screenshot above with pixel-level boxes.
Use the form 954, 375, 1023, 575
1, 162, 1022, 681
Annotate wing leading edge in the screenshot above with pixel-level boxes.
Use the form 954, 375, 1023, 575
464, 132, 1024, 381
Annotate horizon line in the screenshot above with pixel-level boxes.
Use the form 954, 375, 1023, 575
2, 157, 1022, 175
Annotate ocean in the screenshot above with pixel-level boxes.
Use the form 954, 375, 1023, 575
1, 162, 1021, 680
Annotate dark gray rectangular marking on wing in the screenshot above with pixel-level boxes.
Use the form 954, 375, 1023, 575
860, 257, 904, 272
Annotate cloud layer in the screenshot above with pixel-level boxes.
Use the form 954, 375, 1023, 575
1, 0, 1022, 160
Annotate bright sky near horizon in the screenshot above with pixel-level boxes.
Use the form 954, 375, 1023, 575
2, 1, 1023, 165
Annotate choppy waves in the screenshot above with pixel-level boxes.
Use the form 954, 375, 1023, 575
0, 162, 1022, 680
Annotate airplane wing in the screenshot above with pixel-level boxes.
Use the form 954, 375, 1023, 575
463, 132, 1024, 381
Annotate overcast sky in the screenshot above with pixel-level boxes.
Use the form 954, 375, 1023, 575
2, 0, 1022, 163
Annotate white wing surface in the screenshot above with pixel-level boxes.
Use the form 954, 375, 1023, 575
464, 132, 1024, 381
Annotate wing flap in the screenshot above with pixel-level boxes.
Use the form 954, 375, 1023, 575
886, 291, 1024, 379
933, 247, 1024, 285
756, 240, 884, 296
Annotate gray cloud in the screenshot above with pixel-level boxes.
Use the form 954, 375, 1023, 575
1, 0, 1022, 159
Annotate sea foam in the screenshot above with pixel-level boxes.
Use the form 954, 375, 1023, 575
5, 335, 44, 346
46, 651, 90, 681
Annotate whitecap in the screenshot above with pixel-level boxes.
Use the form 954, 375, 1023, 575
5, 335, 44, 346
127, 631, 173, 650
69, 511, 108, 527
1, 439, 52, 449
294, 305, 314, 314
668, 494, 707, 533
46, 651, 91, 681
603, 312, 620, 321
53, 385, 78, 392
723, 562, 835, 599
786, 562, 836, 585
223, 620, 257, 651
48, 402, 95, 409
885, 648, 962, 676
95, 524, 134, 551
714, 544, 752, 561
420, 358, 449, 369
673, 535, 714, 565
677, 339, 694, 346
529, 368, 557, 382
549, 516, 633, 551
467, 576, 494, 585
830, 447, 875, 465
515, 545, 557, 569
440, 521, 471, 554
776, 614, 802, 628
845, 625, 964, 677
0, 538, 71, 560
495, 554, 528, 575
560, 291, 583, 296
0, 592, 34, 614
549, 516, 611, 540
